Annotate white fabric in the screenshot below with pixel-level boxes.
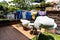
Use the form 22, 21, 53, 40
53, 23, 57, 29
20, 19, 33, 28
20, 19, 30, 25
7, 13, 15, 20
22, 10, 27, 19
34, 16, 57, 29
28, 23, 34, 28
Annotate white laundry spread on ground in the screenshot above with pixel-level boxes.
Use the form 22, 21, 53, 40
20, 19, 33, 28
20, 16, 57, 29
20, 19, 30, 25
34, 16, 57, 29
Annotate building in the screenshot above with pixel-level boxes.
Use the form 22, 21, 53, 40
46, 1, 60, 11
53, 1, 60, 10
45, 0, 60, 3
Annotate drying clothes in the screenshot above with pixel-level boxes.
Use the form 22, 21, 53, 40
38, 11, 46, 16
26, 11, 31, 20
31, 11, 37, 20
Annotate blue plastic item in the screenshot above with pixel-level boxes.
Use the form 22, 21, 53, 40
26, 11, 31, 20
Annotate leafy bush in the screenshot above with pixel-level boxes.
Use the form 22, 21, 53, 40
8, 5, 20, 12
45, 2, 51, 7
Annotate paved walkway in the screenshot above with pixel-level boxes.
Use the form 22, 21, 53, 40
0, 26, 29, 40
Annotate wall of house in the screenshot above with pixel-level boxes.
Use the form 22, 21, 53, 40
46, 11, 60, 28
45, 0, 60, 3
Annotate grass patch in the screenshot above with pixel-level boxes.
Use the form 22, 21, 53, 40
0, 19, 8, 21
32, 36, 37, 40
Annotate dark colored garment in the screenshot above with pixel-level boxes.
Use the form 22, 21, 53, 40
35, 12, 40, 18
16, 10, 23, 19
12, 11, 17, 19
26, 11, 31, 20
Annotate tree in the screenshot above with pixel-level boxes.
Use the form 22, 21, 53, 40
12, 0, 31, 10
32, 1, 45, 10
0, 1, 8, 7
30, 0, 35, 2
34, 0, 45, 3
0, 1, 8, 14
8, 5, 20, 12
12, 0, 38, 10
38, 2, 45, 10
0, 5, 4, 10
45, 2, 51, 7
